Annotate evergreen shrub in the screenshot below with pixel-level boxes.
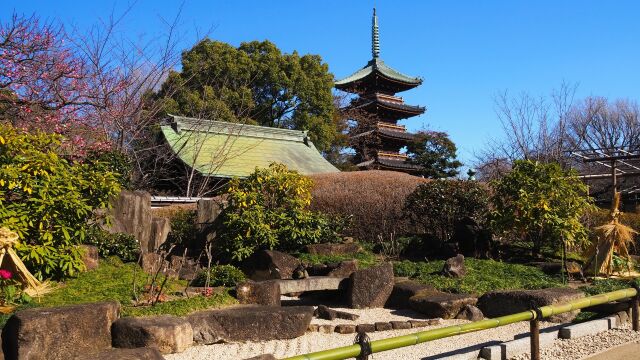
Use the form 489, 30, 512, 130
219, 163, 342, 261
0, 124, 120, 279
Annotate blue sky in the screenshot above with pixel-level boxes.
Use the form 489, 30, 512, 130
5, 1, 640, 166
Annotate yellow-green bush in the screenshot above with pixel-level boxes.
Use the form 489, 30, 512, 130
0, 125, 120, 279
219, 163, 342, 261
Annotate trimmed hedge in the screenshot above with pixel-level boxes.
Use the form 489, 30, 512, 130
309, 171, 428, 243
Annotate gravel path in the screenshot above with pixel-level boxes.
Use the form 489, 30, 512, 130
165, 306, 640, 360
512, 323, 640, 360
166, 307, 555, 360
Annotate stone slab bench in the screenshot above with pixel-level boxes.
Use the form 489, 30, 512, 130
276, 276, 348, 294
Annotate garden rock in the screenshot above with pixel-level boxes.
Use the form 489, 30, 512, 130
76, 348, 165, 360
2, 301, 120, 360
335, 324, 356, 334
529, 261, 584, 279
385, 279, 436, 309
306, 243, 362, 256
197, 199, 223, 246
80, 244, 99, 270
348, 262, 394, 308
187, 305, 313, 344
242, 250, 301, 280
477, 287, 584, 323
356, 324, 376, 333
390, 321, 411, 330
441, 254, 466, 278
327, 260, 358, 278
236, 280, 281, 306
148, 217, 171, 253
109, 190, 153, 253
111, 316, 193, 354
455, 304, 484, 321
141, 252, 166, 274
314, 305, 359, 321
243, 355, 276, 360
409, 290, 477, 319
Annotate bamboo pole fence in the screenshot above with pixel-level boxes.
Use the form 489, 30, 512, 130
282, 287, 640, 360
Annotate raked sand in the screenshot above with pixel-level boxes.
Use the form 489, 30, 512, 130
166, 307, 555, 360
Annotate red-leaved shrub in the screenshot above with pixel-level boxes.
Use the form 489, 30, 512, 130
309, 171, 429, 243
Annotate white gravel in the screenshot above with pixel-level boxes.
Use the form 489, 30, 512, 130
512, 323, 640, 360
166, 307, 555, 360
165, 306, 640, 360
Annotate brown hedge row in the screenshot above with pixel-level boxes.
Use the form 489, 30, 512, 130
309, 171, 429, 243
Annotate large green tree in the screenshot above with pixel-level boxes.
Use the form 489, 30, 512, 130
155, 39, 339, 152
407, 131, 462, 179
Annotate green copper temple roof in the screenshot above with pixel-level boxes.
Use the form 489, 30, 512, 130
161, 115, 339, 178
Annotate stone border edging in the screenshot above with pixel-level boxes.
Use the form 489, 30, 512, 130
307, 318, 441, 334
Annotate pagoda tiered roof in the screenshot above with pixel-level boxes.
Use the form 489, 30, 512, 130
335, 58, 423, 94
352, 93, 425, 121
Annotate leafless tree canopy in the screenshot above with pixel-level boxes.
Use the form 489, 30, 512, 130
476, 82, 640, 183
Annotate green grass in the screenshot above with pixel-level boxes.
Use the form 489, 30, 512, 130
1, 257, 237, 328
393, 258, 564, 295
295, 249, 381, 269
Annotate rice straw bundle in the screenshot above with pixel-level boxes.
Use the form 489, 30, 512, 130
0, 227, 52, 297
583, 192, 637, 276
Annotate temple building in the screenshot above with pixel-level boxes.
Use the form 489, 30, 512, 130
161, 115, 338, 179
335, 8, 425, 174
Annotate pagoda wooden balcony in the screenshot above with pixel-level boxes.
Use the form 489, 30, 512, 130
377, 151, 408, 160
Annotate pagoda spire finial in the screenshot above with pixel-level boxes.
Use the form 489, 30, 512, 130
372, 7, 380, 59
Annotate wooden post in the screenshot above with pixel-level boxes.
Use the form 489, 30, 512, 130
530, 318, 540, 360
633, 296, 639, 331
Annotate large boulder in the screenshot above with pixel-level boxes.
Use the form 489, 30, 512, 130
409, 290, 477, 319
442, 254, 466, 278
348, 263, 394, 308
306, 243, 362, 256
241, 250, 301, 281
111, 316, 193, 354
385, 279, 436, 309
148, 217, 171, 253
196, 199, 223, 249
2, 302, 120, 360
477, 287, 584, 323
187, 305, 313, 344
109, 190, 153, 253
76, 348, 165, 360
236, 280, 281, 306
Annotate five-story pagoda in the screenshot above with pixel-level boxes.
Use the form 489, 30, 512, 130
336, 8, 425, 174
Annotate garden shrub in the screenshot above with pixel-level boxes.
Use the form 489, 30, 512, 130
164, 208, 198, 250
86, 228, 140, 262
219, 163, 342, 261
309, 170, 428, 243
491, 160, 594, 256
0, 125, 120, 279
85, 149, 132, 189
192, 264, 246, 287
404, 180, 490, 244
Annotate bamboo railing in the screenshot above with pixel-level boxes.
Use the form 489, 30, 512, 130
282, 287, 640, 360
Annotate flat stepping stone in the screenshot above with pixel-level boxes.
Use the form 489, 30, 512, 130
187, 305, 313, 344
276, 276, 347, 294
